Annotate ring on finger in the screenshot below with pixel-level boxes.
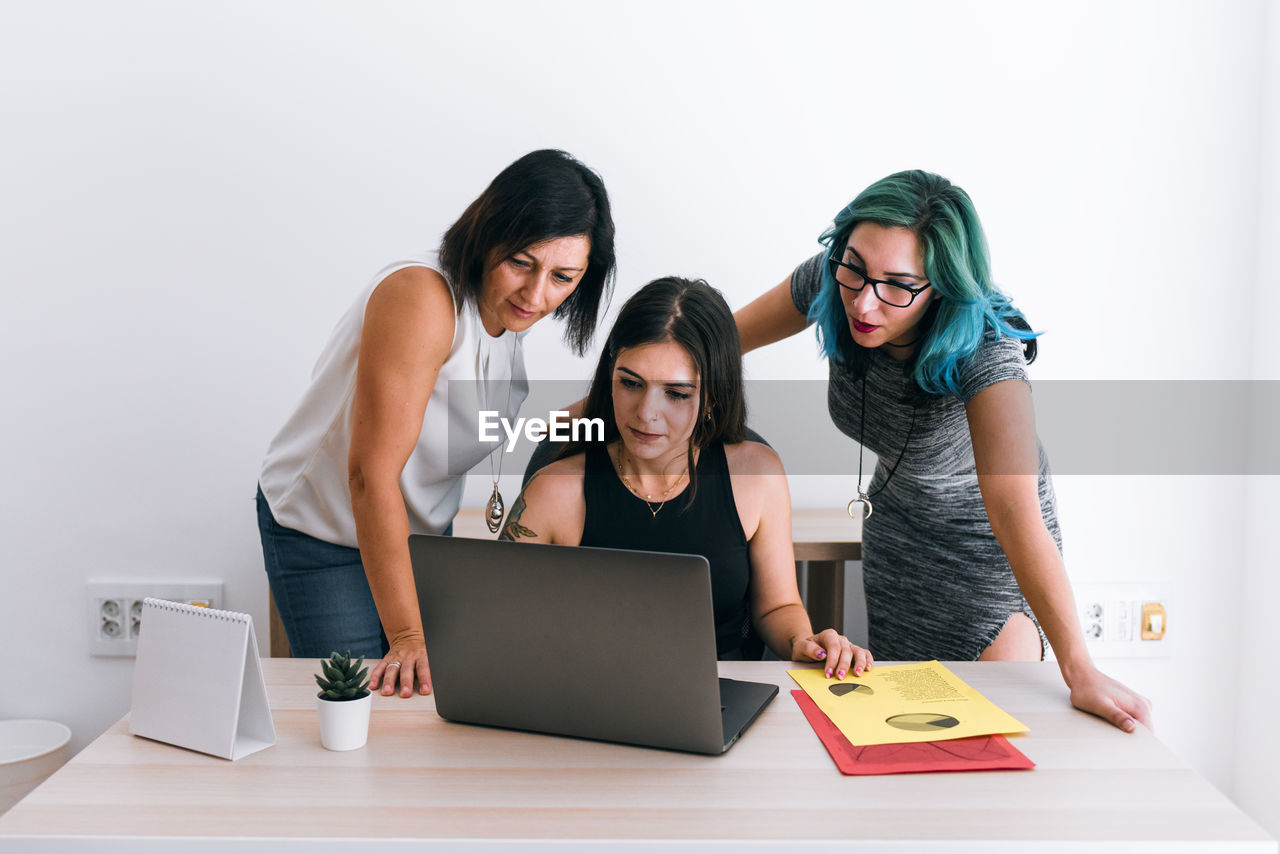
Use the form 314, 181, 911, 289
386, 661, 401, 669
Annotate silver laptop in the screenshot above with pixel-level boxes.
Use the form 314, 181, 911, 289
409, 534, 778, 754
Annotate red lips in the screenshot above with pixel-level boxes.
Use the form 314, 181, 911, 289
851, 320, 879, 334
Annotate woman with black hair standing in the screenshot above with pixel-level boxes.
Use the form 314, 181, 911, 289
258, 150, 616, 698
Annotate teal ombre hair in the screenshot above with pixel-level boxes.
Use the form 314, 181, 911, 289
809, 170, 1037, 397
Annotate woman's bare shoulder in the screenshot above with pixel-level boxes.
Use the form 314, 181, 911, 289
501, 451, 589, 544
724, 439, 786, 476
374, 264, 453, 307
363, 265, 457, 347
522, 452, 588, 496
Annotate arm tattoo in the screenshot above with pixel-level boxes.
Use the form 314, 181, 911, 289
498, 489, 538, 541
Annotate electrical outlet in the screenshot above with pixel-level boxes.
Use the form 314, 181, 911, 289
87, 580, 223, 656
1074, 583, 1171, 659
1081, 601, 1104, 641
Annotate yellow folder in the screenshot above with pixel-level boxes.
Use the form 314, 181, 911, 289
788, 660, 1028, 746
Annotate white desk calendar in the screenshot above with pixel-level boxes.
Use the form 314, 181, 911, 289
129, 598, 276, 760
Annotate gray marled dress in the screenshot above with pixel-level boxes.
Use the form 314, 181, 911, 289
792, 254, 1061, 661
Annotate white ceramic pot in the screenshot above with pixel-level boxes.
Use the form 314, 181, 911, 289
0, 719, 72, 815
316, 693, 372, 751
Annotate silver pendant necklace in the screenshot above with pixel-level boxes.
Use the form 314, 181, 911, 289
482, 343, 519, 534
848, 373, 916, 520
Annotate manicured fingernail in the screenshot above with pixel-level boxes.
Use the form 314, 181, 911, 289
854, 667, 862, 676
837, 670, 846, 679
825, 669, 833, 678
815, 649, 826, 659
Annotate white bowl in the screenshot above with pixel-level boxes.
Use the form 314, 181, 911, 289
0, 719, 72, 815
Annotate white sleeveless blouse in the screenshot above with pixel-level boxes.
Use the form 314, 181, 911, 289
259, 251, 528, 547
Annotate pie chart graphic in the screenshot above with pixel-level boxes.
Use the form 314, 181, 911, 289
885, 713, 960, 732
828, 683, 874, 697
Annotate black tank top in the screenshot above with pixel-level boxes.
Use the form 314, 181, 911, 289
580, 441, 760, 659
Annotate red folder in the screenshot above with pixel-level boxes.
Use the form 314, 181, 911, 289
791, 690, 1035, 775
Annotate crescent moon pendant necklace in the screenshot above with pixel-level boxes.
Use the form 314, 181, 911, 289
847, 371, 917, 521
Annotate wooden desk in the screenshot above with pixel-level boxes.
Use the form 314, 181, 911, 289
0, 660, 1272, 852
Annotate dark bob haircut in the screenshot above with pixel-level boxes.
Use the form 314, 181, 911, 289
564, 276, 747, 506
439, 149, 616, 355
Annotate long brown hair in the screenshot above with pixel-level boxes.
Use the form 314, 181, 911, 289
559, 276, 747, 506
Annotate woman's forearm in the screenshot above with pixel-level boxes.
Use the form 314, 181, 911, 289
754, 601, 814, 660
996, 515, 1153, 731
349, 475, 422, 645
996, 519, 1094, 681
733, 279, 808, 354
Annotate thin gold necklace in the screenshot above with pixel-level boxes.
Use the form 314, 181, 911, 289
614, 447, 687, 518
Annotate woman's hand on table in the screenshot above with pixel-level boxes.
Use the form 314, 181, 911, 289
791, 629, 874, 679
368, 634, 432, 698
1068, 666, 1152, 733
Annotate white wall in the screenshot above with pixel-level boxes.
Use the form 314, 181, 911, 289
0, 0, 1274, 833
1234, 0, 1280, 837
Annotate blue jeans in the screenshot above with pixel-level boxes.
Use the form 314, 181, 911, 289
256, 485, 450, 660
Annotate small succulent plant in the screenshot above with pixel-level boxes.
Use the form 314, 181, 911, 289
315, 651, 371, 701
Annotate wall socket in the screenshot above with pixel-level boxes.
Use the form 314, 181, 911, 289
87, 580, 223, 656
1074, 582, 1171, 659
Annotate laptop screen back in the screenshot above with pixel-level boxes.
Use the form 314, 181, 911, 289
409, 534, 728, 753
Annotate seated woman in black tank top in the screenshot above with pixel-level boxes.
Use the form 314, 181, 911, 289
500, 277, 871, 678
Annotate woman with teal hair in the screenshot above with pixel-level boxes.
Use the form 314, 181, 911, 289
736, 169, 1151, 733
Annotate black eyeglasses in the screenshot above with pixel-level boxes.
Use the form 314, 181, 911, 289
827, 257, 931, 308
